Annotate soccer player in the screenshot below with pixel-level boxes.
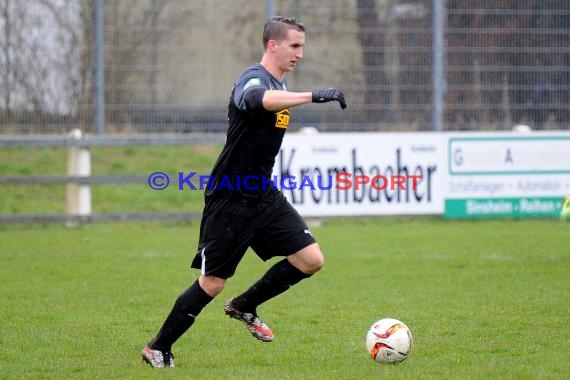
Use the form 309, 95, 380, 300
142, 16, 346, 368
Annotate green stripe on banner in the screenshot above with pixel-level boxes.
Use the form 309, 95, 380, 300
445, 197, 565, 219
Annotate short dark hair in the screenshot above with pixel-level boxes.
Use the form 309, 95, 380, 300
262, 16, 305, 49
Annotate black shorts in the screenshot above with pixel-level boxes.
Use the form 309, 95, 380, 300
191, 190, 317, 278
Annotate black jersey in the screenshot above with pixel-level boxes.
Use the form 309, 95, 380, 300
206, 63, 290, 199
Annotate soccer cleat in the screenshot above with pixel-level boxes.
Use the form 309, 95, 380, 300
141, 345, 175, 368
224, 298, 274, 342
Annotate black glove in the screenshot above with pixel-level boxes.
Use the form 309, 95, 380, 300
312, 88, 347, 109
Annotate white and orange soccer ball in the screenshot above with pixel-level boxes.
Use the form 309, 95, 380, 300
365, 318, 413, 364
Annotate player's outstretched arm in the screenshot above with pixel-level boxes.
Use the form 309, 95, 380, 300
262, 90, 312, 111
262, 88, 347, 111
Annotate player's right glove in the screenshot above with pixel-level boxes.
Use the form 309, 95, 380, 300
312, 88, 347, 109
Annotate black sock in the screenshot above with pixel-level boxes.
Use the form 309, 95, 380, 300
232, 259, 311, 314
149, 280, 213, 352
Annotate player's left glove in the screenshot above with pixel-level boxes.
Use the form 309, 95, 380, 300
312, 88, 347, 109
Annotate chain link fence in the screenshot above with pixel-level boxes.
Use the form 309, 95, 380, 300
1, 0, 568, 134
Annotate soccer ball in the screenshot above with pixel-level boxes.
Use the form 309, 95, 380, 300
365, 318, 413, 364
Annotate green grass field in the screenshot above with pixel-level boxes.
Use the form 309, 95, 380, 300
1, 218, 569, 379
0, 145, 221, 215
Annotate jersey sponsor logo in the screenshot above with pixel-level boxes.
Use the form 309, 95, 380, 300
243, 77, 262, 91
275, 109, 290, 129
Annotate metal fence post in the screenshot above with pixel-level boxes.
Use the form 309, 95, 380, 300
432, 0, 446, 131
266, 0, 274, 19
94, 0, 105, 134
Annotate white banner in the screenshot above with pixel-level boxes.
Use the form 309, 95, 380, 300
273, 132, 445, 216
444, 132, 570, 218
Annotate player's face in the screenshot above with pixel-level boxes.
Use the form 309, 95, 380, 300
274, 29, 305, 73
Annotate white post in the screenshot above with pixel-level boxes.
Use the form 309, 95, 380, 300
66, 129, 92, 227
